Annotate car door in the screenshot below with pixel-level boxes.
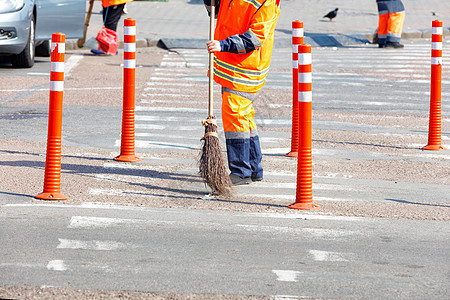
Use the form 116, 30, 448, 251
35, 0, 85, 40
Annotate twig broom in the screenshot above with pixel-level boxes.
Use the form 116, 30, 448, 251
199, 0, 232, 196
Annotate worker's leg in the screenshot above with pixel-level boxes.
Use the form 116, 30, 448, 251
377, 13, 389, 47
221, 87, 262, 181
103, 4, 125, 32
386, 12, 405, 43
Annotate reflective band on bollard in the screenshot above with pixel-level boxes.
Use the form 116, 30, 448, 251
115, 18, 141, 162
35, 33, 67, 200
423, 20, 447, 151
286, 20, 304, 157
289, 44, 320, 210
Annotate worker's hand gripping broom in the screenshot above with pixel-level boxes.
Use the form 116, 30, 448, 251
199, 0, 232, 196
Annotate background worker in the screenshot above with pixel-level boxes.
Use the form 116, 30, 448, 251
90, 0, 134, 55
376, 0, 405, 48
204, 0, 280, 185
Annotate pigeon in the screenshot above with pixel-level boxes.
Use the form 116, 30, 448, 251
323, 8, 339, 22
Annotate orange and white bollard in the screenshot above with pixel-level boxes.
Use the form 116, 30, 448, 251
423, 20, 447, 151
115, 18, 141, 162
289, 44, 320, 210
35, 33, 67, 200
286, 20, 304, 157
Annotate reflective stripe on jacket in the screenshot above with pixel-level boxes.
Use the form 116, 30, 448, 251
213, 0, 280, 93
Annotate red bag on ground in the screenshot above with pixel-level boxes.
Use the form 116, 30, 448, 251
96, 26, 119, 55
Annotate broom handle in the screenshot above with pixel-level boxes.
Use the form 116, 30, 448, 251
208, 0, 215, 117
77, 0, 94, 48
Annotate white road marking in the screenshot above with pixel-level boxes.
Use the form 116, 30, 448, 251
115, 139, 198, 150
65, 54, 83, 76
68, 216, 141, 228
47, 260, 67, 271
0, 86, 122, 92
250, 181, 357, 191
27, 72, 50, 76
140, 99, 204, 105
0, 263, 43, 268
141, 93, 192, 97
236, 224, 357, 239
136, 106, 206, 113
309, 250, 354, 262
57, 239, 128, 251
146, 82, 194, 87
103, 162, 162, 169
5, 203, 366, 221
272, 270, 303, 282
249, 194, 354, 202
89, 188, 150, 196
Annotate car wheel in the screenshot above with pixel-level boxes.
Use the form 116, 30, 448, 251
35, 40, 51, 57
11, 14, 35, 68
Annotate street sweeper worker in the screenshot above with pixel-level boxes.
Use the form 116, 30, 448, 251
90, 0, 134, 55
204, 0, 280, 185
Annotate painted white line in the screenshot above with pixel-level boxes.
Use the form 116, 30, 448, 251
262, 148, 290, 155
68, 216, 141, 228
0, 87, 122, 92
309, 250, 354, 262
65, 54, 83, 76
273, 296, 304, 300
149, 76, 186, 81
236, 224, 357, 239
135, 132, 200, 140
95, 172, 170, 183
0, 263, 43, 268
272, 270, 303, 282
160, 62, 186, 67
141, 93, 192, 97
133, 123, 166, 130
143, 87, 189, 92
141, 99, 204, 105
136, 115, 198, 122
89, 188, 150, 197
257, 119, 291, 125
4, 203, 365, 221
146, 82, 194, 87
249, 194, 354, 202
103, 162, 161, 169
136, 106, 206, 113
114, 139, 197, 150
250, 182, 357, 191
47, 260, 67, 271
57, 238, 128, 251
27, 72, 50, 76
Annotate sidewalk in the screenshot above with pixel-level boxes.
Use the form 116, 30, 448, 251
68, 0, 450, 49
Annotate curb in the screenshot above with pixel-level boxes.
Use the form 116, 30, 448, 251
64, 27, 450, 51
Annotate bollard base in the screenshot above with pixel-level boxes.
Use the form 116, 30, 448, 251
422, 145, 447, 151
35, 192, 67, 201
114, 155, 141, 162
288, 202, 320, 210
285, 151, 298, 157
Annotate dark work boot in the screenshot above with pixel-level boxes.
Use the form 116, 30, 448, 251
386, 41, 404, 48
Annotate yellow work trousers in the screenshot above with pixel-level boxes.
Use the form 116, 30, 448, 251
377, 12, 405, 44
221, 87, 263, 179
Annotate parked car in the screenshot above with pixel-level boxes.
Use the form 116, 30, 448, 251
0, 0, 85, 68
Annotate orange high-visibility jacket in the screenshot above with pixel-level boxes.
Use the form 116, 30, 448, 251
102, 0, 133, 8
213, 0, 280, 93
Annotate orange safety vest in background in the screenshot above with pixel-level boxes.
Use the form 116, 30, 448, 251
213, 0, 280, 93
101, 0, 133, 8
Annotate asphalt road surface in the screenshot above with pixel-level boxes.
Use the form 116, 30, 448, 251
1, 40, 449, 299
